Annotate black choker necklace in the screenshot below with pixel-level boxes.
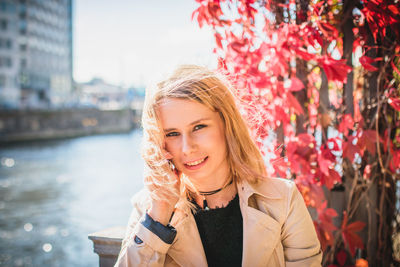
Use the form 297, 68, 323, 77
199, 180, 233, 196
199, 180, 233, 210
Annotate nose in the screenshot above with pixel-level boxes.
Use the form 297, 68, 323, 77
181, 134, 196, 155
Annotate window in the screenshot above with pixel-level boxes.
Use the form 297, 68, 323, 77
0, 19, 7, 31
0, 2, 16, 12
8, 2, 16, 13
19, 11, 26, 19
19, 1, 26, 14
0, 2, 6, 11
6, 39, 12, 49
0, 39, 10, 49
19, 20, 26, 35
19, 71, 28, 86
0, 57, 12, 68
0, 75, 5, 87
20, 58, 27, 68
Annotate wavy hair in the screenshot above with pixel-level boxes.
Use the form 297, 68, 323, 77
141, 65, 266, 205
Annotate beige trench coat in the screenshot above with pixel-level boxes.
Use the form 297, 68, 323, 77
115, 177, 322, 267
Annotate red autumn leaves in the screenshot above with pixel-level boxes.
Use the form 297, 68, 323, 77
192, 0, 400, 263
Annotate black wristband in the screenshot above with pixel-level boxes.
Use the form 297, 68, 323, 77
141, 213, 177, 244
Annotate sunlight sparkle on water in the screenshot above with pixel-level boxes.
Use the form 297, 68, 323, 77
1, 157, 15, 167
42, 243, 52, 253
24, 223, 33, 232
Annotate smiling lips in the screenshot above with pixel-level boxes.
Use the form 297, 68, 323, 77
184, 156, 208, 170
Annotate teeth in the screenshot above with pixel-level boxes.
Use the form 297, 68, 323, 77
186, 158, 206, 166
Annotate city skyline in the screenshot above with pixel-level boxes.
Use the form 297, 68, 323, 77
73, 0, 217, 88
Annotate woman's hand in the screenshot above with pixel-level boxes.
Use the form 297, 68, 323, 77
146, 150, 181, 226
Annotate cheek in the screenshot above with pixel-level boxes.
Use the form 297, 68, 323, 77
165, 140, 179, 156
200, 129, 226, 151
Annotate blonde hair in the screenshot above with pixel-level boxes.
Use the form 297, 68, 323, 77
141, 65, 266, 205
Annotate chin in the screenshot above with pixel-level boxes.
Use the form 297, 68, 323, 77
183, 172, 207, 184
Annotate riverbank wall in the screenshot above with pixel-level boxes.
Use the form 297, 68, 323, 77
0, 108, 141, 143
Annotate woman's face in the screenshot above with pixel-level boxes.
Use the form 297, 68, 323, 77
158, 98, 230, 189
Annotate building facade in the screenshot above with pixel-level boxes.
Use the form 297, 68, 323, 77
0, 0, 73, 109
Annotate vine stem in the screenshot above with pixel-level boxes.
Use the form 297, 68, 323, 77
375, 50, 397, 178
348, 173, 377, 220
346, 161, 360, 216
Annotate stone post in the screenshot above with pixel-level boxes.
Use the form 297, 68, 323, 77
88, 226, 125, 267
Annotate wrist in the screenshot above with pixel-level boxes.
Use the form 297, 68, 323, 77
148, 200, 175, 226
141, 213, 177, 244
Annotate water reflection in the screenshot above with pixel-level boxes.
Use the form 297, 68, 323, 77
0, 130, 144, 266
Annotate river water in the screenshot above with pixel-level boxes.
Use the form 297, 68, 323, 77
0, 130, 145, 267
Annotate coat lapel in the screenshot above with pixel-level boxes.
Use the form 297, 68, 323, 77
239, 180, 282, 266
168, 208, 208, 267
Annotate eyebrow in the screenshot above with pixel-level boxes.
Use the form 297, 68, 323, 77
163, 118, 211, 132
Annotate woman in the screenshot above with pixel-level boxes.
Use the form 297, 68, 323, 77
115, 65, 322, 267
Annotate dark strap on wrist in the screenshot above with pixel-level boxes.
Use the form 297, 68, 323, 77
141, 213, 177, 244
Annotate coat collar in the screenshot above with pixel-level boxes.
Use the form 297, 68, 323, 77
238, 178, 284, 203
168, 179, 283, 266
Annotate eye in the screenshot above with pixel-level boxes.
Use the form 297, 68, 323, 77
194, 124, 207, 131
166, 131, 179, 137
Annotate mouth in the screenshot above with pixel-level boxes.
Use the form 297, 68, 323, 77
184, 156, 208, 170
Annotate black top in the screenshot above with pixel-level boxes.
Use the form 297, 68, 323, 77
192, 194, 243, 267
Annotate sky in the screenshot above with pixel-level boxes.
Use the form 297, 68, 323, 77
73, 0, 217, 88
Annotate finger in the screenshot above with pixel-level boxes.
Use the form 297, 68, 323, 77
162, 148, 173, 160
162, 140, 174, 159
175, 170, 182, 186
